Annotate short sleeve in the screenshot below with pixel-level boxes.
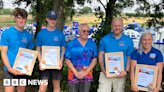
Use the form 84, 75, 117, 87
61, 34, 66, 47
28, 35, 34, 49
92, 41, 98, 59
35, 32, 42, 47
99, 38, 105, 51
1, 31, 9, 46
156, 51, 163, 63
127, 38, 134, 56
64, 42, 71, 60
131, 50, 138, 61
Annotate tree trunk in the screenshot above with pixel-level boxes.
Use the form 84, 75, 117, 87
51, 0, 65, 31
106, 0, 116, 26
35, 0, 42, 39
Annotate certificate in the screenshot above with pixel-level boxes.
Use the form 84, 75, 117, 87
135, 64, 158, 91
42, 46, 60, 69
13, 48, 38, 76
105, 52, 124, 77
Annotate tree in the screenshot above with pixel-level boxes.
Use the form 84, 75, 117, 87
0, 0, 3, 9
80, 6, 92, 14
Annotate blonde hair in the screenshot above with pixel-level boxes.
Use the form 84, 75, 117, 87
112, 17, 123, 24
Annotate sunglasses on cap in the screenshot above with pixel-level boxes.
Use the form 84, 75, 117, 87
82, 30, 90, 33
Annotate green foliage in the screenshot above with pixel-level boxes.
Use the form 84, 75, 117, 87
0, 8, 14, 15
80, 6, 92, 14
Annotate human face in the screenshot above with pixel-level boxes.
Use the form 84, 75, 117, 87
142, 34, 153, 50
78, 25, 90, 40
15, 15, 27, 28
46, 17, 58, 28
111, 20, 123, 35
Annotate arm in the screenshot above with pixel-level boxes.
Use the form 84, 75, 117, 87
152, 62, 163, 92
98, 51, 106, 75
1, 46, 23, 75
130, 59, 139, 91
58, 47, 66, 70
36, 46, 45, 71
65, 58, 80, 79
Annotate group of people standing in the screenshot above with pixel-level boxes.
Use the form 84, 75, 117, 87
1, 9, 163, 92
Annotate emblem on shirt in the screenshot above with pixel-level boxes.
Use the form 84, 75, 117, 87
53, 36, 58, 41
22, 37, 27, 43
150, 53, 156, 59
119, 41, 125, 46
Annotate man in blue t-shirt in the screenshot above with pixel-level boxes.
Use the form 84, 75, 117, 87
97, 17, 134, 92
35, 10, 66, 92
1, 9, 34, 92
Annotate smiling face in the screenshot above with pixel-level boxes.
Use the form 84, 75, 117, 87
46, 17, 58, 28
111, 19, 123, 35
142, 34, 153, 50
15, 15, 27, 28
78, 25, 90, 40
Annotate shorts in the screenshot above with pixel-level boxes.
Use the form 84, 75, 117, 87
39, 69, 63, 80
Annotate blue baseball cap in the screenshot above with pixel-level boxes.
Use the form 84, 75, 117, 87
47, 10, 58, 19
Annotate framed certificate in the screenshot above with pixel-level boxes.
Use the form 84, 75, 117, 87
13, 48, 38, 76
105, 52, 124, 77
41, 46, 60, 69
135, 64, 158, 91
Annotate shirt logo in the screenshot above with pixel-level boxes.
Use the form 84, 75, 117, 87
53, 36, 58, 41
119, 41, 125, 46
22, 37, 27, 43
150, 53, 156, 59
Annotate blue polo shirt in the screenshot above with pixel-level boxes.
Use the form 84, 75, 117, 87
99, 32, 134, 69
35, 28, 66, 57
0, 26, 34, 71
131, 47, 163, 65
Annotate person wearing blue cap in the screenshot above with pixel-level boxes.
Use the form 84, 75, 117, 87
1, 9, 34, 92
97, 17, 134, 92
35, 10, 66, 92
130, 32, 163, 92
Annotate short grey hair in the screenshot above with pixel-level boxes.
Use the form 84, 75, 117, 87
78, 23, 89, 31
138, 32, 153, 55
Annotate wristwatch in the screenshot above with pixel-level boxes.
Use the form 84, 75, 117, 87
125, 70, 129, 74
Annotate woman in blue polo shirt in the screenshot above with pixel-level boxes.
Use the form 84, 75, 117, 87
130, 32, 163, 92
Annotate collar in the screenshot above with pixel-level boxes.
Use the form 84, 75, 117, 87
111, 32, 124, 40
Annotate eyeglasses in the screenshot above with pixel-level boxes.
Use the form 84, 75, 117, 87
82, 30, 90, 33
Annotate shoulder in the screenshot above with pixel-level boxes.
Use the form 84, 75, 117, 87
1, 26, 14, 35
101, 33, 111, 41
153, 47, 162, 55
88, 39, 97, 46
56, 28, 64, 35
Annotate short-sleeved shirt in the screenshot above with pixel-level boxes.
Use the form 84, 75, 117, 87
64, 38, 98, 83
35, 28, 66, 57
131, 47, 163, 65
99, 32, 134, 69
0, 26, 34, 71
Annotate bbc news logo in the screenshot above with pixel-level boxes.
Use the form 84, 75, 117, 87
3, 79, 48, 86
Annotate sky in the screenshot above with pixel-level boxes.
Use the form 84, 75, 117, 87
3, 0, 162, 13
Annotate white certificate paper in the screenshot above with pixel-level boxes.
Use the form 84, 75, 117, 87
16, 51, 34, 71
108, 55, 121, 74
44, 49, 57, 66
137, 68, 154, 88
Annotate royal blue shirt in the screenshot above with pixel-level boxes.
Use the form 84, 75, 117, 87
0, 26, 34, 71
131, 47, 163, 65
99, 32, 134, 69
35, 28, 66, 57
64, 38, 98, 83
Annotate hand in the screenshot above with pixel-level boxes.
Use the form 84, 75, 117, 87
150, 87, 159, 92
39, 62, 45, 71
78, 70, 88, 79
8, 68, 24, 76
114, 71, 127, 78
131, 85, 139, 92
57, 60, 63, 70
74, 72, 82, 79
102, 70, 113, 78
